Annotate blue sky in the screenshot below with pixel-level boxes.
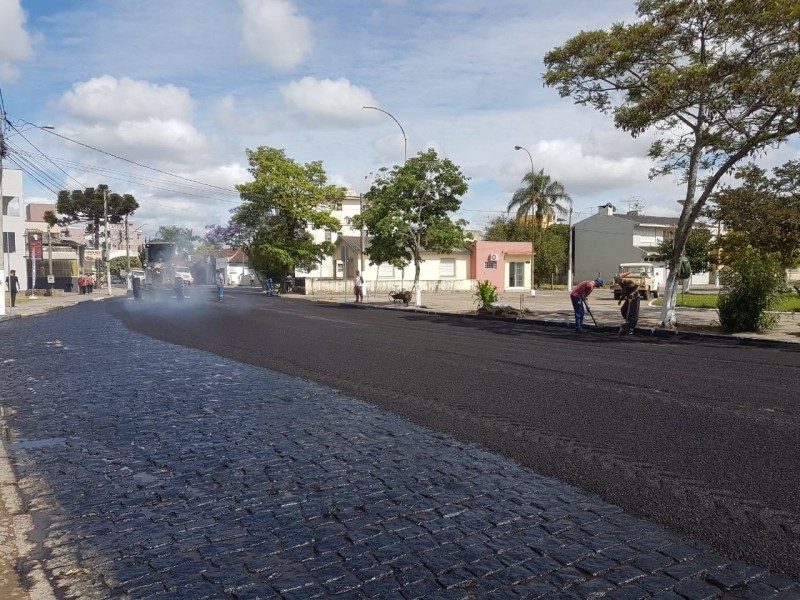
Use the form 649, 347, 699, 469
1, 0, 797, 235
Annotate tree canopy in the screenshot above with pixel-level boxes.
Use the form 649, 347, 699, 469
651, 227, 713, 274
151, 226, 198, 258
56, 184, 138, 249
233, 147, 344, 278
483, 215, 533, 242
544, 0, 800, 326
712, 161, 800, 271
507, 169, 569, 226
353, 149, 468, 305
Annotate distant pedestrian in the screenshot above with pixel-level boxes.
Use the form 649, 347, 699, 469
217, 273, 224, 302
266, 277, 274, 297
6, 270, 20, 307
78, 275, 86, 295
87, 275, 95, 294
354, 271, 364, 303
570, 277, 603, 333
250, 274, 255, 287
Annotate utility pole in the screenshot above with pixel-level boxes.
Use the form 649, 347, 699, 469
104, 188, 111, 296
125, 213, 131, 293
47, 223, 53, 296
0, 103, 6, 316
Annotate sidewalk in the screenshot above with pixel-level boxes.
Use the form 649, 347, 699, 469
1, 287, 127, 321
295, 289, 800, 344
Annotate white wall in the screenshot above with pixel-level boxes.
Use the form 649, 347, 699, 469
301, 196, 363, 278
2, 169, 28, 291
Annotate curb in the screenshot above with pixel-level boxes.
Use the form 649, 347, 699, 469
0, 428, 57, 600
310, 298, 799, 349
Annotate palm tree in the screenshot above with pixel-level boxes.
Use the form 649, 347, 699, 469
507, 169, 571, 288
508, 168, 570, 226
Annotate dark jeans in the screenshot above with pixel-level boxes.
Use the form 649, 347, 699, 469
570, 295, 584, 330
10, 292, 17, 307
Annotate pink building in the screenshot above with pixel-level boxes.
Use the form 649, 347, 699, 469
469, 241, 533, 291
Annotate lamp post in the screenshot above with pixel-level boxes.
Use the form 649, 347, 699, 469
363, 106, 424, 305
515, 145, 536, 296
362, 106, 407, 163
103, 188, 111, 296
0, 103, 6, 316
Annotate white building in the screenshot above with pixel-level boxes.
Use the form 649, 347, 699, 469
1, 169, 29, 291
574, 203, 715, 286
297, 195, 364, 279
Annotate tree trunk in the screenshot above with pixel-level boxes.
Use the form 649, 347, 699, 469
660, 133, 702, 327
414, 256, 421, 307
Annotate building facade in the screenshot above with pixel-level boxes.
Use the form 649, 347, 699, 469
1, 169, 28, 291
574, 203, 715, 286
470, 241, 534, 291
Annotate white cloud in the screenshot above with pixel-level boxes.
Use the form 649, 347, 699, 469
60, 76, 194, 124
280, 77, 379, 127
60, 118, 209, 167
0, 0, 33, 81
56, 76, 208, 168
239, 0, 312, 71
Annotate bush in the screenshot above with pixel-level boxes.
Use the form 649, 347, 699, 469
474, 280, 498, 311
717, 248, 784, 332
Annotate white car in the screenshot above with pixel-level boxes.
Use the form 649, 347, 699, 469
175, 267, 194, 285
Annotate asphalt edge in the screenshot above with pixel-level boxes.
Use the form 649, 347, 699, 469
0, 426, 57, 600
310, 298, 799, 350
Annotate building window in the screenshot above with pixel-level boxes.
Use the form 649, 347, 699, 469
484, 260, 497, 269
324, 229, 332, 242
335, 261, 343, 275
440, 258, 456, 278
509, 262, 525, 287
2, 232, 16, 254
378, 263, 394, 278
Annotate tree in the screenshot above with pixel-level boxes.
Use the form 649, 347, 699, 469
151, 226, 198, 259
108, 256, 141, 276
483, 215, 532, 242
353, 149, 468, 306
507, 169, 570, 225
652, 227, 713, 274
544, 0, 800, 327
56, 184, 139, 252
507, 168, 570, 288
534, 227, 568, 286
233, 147, 344, 279
712, 161, 800, 273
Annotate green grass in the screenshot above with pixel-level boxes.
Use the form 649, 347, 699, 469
653, 293, 800, 312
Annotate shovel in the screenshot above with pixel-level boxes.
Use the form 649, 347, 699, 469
583, 300, 598, 327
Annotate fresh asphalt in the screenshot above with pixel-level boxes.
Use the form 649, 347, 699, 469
112, 287, 800, 578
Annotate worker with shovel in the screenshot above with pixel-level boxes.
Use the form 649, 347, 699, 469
570, 277, 603, 333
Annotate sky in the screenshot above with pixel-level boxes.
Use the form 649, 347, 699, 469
1, 0, 798, 236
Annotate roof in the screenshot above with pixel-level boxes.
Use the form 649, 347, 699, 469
616, 212, 679, 227
216, 248, 248, 263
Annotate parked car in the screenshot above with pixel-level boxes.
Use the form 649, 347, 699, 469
175, 267, 194, 285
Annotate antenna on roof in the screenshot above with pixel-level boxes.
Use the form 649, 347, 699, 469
626, 196, 645, 214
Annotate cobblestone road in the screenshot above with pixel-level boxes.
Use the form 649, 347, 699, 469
0, 302, 797, 599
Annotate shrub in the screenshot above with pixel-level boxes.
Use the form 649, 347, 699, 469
717, 248, 784, 332
474, 280, 498, 311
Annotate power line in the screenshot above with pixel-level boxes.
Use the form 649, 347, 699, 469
7, 121, 87, 189
14, 117, 236, 193
8, 146, 238, 204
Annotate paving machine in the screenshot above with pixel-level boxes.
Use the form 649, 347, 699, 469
143, 242, 177, 296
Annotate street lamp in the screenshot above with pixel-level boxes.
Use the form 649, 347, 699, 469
556, 197, 574, 291
515, 145, 536, 296
363, 106, 407, 163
